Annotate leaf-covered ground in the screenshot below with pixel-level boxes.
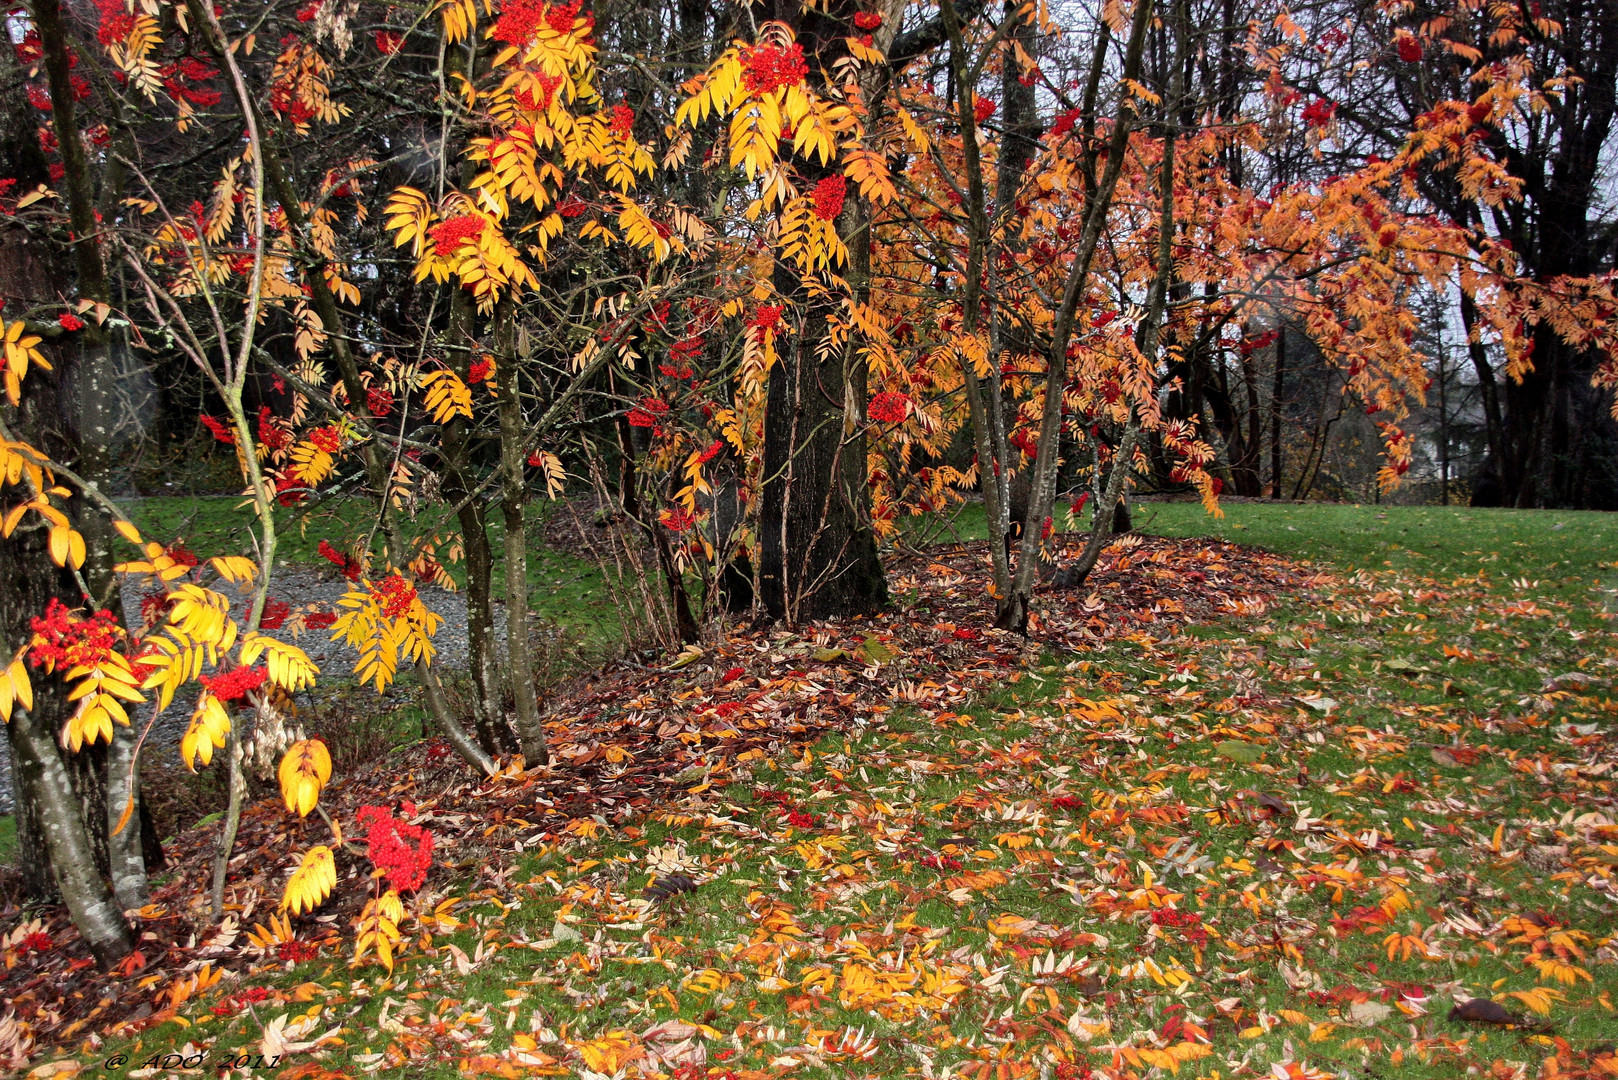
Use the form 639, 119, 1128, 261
4, 503, 1616, 1080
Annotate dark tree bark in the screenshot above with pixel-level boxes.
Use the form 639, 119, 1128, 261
1269, 324, 1286, 497
753, 0, 892, 623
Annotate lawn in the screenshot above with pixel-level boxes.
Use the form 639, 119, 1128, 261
20, 502, 1618, 1080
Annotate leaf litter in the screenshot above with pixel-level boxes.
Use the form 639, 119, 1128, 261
3, 533, 1615, 1080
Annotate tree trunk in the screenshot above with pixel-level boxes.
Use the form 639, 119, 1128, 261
999, 0, 1155, 632
756, 285, 888, 623
2, 502, 133, 963
494, 324, 548, 760
34, 0, 149, 907
1269, 323, 1285, 497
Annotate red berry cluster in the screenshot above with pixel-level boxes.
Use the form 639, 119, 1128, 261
58, 312, 84, 331
276, 940, 319, 964
318, 540, 362, 582
1302, 98, 1337, 128
199, 664, 268, 703
748, 305, 783, 333
517, 73, 564, 112
308, 425, 341, 453
366, 386, 394, 417
811, 175, 846, 221
493, 0, 543, 42
211, 984, 270, 1016
853, 11, 882, 29
659, 507, 695, 532
356, 804, 433, 892
259, 597, 291, 631
721, 666, 745, 682
669, 334, 705, 366
919, 853, 963, 872
609, 103, 635, 139
375, 30, 403, 54
29, 599, 121, 671
429, 214, 486, 253
200, 414, 235, 444
753, 789, 820, 829
545, 0, 583, 34
371, 574, 418, 620
468, 357, 493, 384
741, 42, 808, 95
258, 406, 289, 452
627, 396, 669, 429
96, 0, 135, 45
867, 391, 909, 423
973, 96, 996, 123
305, 611, 337, 629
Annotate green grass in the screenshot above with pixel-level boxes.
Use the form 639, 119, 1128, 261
1135, 499, 1618, 581
31, 501, 1618, 1078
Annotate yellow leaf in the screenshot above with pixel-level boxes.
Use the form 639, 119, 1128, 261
281, 845, 336, 914
576, 1033, 640, 1074
278, 739, 332, 817
180, 692, 232, 770
0, 658, 32, 719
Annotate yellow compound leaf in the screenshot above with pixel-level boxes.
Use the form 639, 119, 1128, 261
180, 692, 232, 771
209, 555, 258, 583
0, 658, 32, 719
278, 738, 332, 817
417, 369, 473, 423
281, 845, 336, 914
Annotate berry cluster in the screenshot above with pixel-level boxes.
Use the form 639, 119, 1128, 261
627, 396, 670, 430
811, 174, 846, 222
429, 214, 486, 253
1149, 907, 1208, 947
609, 103, 635, 139
741, 42, 808, 95
257, 406, 289, 452
867, 391, 909, 424
307, 425, 341, 453
748, 305, 784, 333
1302, 98, 1337, 128
259, 597, 291, 631
200, 415, 235, 444
356, 804, 434, 892
199, 664, 268, 703
370, 574, 418, 620
29, 600, 121, 672
318, 540, 363, 582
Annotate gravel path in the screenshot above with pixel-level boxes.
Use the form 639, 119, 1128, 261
0, 568, 483, 813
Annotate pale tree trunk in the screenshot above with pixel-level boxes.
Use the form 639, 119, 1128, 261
34, 0, 149, 908
999, 0, 1155, 632
9, 704, 133, 965
1, 487, 133, 964
493, 309, 547, 762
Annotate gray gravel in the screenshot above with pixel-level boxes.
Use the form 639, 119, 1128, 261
0, 568, 482, 813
